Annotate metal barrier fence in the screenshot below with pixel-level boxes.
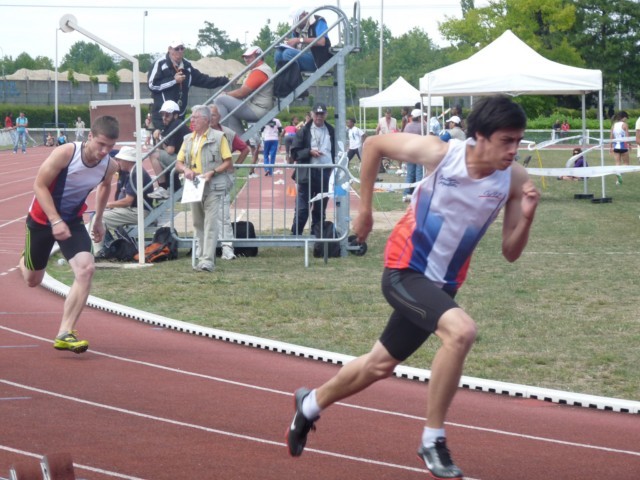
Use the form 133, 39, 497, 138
159, 162, 363, 267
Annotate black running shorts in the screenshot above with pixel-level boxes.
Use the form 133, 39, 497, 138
379, 268, 459, 361
23, 215, 91, 271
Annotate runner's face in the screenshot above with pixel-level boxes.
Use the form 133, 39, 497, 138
86, 133, 116, 163
478, 128, 524, 170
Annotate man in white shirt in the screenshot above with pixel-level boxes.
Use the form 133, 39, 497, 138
346, 117, 366, 165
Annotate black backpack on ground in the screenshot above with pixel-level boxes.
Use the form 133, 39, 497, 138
233, 221, 258, 257
103, 227, 137, 262
216, 221, 258, 257
312, 221, 341, 258
134, 226, 179, 263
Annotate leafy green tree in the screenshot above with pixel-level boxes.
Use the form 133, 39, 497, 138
254, 25, 276, 51
61, 41, 116, 75
107, 69, 120, 91
8, 52, 54, 73
384, 28, 447, 90
572, 0, 640, 104
345, 17, 393, 88
118, 53, 155, 74
196, 21, 242, 58
439, 0, 580, 64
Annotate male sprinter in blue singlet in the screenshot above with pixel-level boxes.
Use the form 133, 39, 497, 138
20, 116, 120, 353
286, 95, 540, 479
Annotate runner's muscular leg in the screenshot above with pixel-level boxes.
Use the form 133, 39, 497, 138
315, 340, 400, 409
58, 251, 95, 336
426, 307, 477, 428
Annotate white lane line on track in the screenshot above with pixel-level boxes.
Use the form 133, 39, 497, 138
2, 325, 638, 459
0, 444, 147, 480
0, 379, 431, 477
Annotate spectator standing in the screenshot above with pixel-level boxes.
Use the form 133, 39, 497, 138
275, 7, 332, 73
215, 46, 274, 136
401, 109, 426, 202
148, 40, 228, 128
439, 116, 466, 142
91, 147, 153, 256
148, 100, 191, 199
209, 104, 250, 261
144, 113, 154, 146
19, 116, 120, 353
262, 117, 282, 176
5, 112, 15, 143
75, 117, 86, 141
285, 96, 539, 480
375, 108, 398, 135
13, 111, 28, 154
176, 105, 233, 272
282, 117, 299, 163
346, 117, 366, 165
610, 111, 629, 185
290, 103, 335, 235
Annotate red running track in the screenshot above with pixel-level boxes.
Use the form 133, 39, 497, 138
1, 147, 639, 479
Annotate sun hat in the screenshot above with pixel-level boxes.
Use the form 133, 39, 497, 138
411, 108, 423, 119
114, 146, 137, 163
447, 115, 461, 124
169, 40, 184, 49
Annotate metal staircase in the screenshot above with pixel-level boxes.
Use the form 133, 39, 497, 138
132, 3, 361, 250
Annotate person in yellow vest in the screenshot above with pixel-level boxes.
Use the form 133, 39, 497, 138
176, 105, 233, 272
214, 46, 274, 136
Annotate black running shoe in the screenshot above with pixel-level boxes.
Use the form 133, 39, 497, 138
417, 437, 464, 479
286, 388, 318, 457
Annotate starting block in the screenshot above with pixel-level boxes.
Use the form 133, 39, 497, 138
10, 452, 75, 480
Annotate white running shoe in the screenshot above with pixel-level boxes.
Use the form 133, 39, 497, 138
148, 186, 170, 199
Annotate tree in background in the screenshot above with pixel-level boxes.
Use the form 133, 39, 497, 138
197, 21, 243, 58
571, 0, 640, 105
438, 0, 583, 110
61, 41, 116, 75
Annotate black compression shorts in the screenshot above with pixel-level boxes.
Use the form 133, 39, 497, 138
379, 268, 459, 361
23, 215, 91, 271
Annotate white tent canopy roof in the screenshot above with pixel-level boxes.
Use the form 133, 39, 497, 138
419, 30, 602, 97
360, 76, 444, 108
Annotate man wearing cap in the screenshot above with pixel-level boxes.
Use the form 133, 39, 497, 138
290, 103, 335, 235
149, 100, 192, 199
440, 115, 466, 142
214, 46, 274, 136
148, 40, 228, 128
276, 7, 332, 72
91, 146, 153, 256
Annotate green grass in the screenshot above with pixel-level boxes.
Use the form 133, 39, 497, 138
49, 149, 640, 401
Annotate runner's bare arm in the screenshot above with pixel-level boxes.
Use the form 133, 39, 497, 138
501, 162, 540, 262
353, 133, 447, 242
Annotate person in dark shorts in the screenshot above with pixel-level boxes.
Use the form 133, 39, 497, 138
19, 116, 120, 354
285, 95, 541, 479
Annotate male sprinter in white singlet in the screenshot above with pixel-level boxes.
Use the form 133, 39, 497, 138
20, 116, 119, 353
286, 95, 540, 480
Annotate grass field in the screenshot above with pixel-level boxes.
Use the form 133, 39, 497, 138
49, 148, 640, 401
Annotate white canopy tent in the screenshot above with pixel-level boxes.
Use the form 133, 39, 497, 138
359, 76, 444, 133
419, 30, 608, 200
